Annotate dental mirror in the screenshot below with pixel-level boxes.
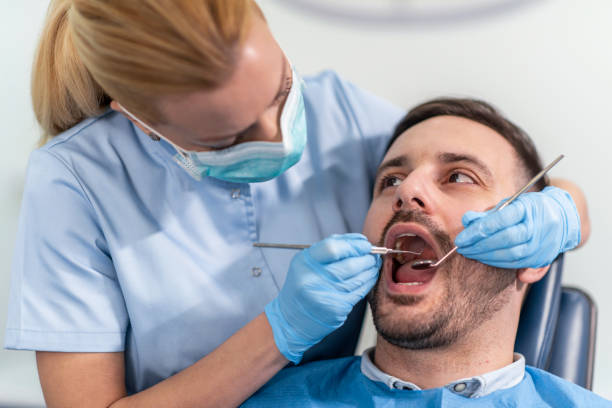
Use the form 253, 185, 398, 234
410, 154, 564, 271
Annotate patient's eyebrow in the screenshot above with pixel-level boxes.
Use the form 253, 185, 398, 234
438, 152, 493, 180
376, 156, 408, 178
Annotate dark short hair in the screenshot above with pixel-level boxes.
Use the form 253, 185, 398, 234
388, 98, 548, 191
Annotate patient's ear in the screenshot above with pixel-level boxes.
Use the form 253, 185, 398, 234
517, 266, 550, 284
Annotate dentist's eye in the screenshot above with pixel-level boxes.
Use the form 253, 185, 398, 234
379, 175, 403, 191
272, 75, 293, 107
449, 172, 475, 184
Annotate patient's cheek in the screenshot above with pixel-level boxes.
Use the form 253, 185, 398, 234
446, 209, 471, 237
361, 208, 379, 241
443, 221, 463, 242
362, 221, 379, 244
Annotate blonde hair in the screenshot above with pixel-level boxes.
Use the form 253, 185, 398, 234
32, 0, 259, 144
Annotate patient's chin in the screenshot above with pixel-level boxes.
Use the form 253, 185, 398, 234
380, 325, 460, 350
368, 278, 456, 349
370, 288, 460, 349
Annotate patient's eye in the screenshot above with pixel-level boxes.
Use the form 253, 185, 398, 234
378, 175, 403, 191
448, 172, 475, 184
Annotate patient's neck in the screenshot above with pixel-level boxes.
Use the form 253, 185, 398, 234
373, 305, 519, 390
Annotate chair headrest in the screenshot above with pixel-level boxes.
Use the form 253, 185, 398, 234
514, 254, 564, 368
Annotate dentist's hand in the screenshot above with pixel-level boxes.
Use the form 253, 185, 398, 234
455, 186, 581, 269
265, 233, 381, 364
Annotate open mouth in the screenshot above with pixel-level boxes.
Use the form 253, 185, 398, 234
384, 224, 441, 288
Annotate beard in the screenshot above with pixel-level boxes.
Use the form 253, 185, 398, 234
367, 210, 517, 350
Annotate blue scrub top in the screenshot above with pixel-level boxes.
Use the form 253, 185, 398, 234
5, 71, 404, 393
242, 356, 612, 407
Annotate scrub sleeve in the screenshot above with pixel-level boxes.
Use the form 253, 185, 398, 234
5, 149, 127, 351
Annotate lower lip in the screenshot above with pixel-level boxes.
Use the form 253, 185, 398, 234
384, 257, 436, 295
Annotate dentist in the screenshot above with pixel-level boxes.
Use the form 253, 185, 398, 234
5, 1, 588, 407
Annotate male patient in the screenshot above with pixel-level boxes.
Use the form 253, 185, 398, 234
243, 98, 611, 406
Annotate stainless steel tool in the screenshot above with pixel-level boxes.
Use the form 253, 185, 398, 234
252, 242, 422, 256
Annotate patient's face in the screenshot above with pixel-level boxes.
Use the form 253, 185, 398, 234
364, 115, 525, 349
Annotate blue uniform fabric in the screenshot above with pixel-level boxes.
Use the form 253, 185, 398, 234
4, 71, 404, 394
242, 356, 612, 407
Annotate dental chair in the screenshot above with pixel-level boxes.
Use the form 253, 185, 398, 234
514, 254, 597, 389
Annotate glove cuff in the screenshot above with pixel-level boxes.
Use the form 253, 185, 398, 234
543, 186, 581, 252
264, 299, 303, 364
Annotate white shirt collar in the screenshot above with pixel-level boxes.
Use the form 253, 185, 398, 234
360, 347, 525, 398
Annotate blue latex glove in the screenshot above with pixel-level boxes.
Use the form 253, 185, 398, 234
455, 186, 581, 269
265, 233, 381, 364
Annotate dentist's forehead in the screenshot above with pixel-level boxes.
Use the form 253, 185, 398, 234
157, 16, 285, 136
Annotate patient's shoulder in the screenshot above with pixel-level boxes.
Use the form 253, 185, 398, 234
242, 356, 363, 407
525, 366, 612, 406
263, 356, 360, 390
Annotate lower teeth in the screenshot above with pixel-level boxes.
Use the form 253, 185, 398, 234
398, 282, 424, 286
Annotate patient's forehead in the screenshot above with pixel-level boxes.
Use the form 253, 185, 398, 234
386, 115, 521, 184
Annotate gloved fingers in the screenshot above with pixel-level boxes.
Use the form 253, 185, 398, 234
461, 210, 487, 228
459, 250, 530, 269
456, 223, 530, 256
460, 242, 540, 268
461, 197, 511, 227
352, 271, 380, 299
337, 271, 381, 307
473, 256, 552, 269
541, 186, 581, 251
455, 202, 526, 248
308, 234, 372, 263
332, 262, 381, 293
330, 232, 370, 241
321, 254, 380, 282
542, 185, 573, 204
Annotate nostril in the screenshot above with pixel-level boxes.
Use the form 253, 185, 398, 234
412, 197, 425, 208
394, 198, 403, 211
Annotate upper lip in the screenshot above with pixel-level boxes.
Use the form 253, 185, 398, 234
384, 222, 443, 260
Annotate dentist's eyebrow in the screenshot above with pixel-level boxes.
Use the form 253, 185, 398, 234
438, 152, 493, 180
376, 156, 409, 178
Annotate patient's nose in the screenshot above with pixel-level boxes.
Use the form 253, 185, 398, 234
392, 174, 432, 214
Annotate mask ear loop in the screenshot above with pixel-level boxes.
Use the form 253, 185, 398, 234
116, 103, 189, 158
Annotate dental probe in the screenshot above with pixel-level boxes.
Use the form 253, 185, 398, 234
252, 242, 422, 256
411, 154, 565, 271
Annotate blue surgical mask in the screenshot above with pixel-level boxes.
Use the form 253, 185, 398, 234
119, 67, 308, 183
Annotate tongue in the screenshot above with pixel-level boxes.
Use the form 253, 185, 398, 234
395, 264, 436, 283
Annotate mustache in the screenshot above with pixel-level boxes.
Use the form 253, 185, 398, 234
378, 210, 454, 253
